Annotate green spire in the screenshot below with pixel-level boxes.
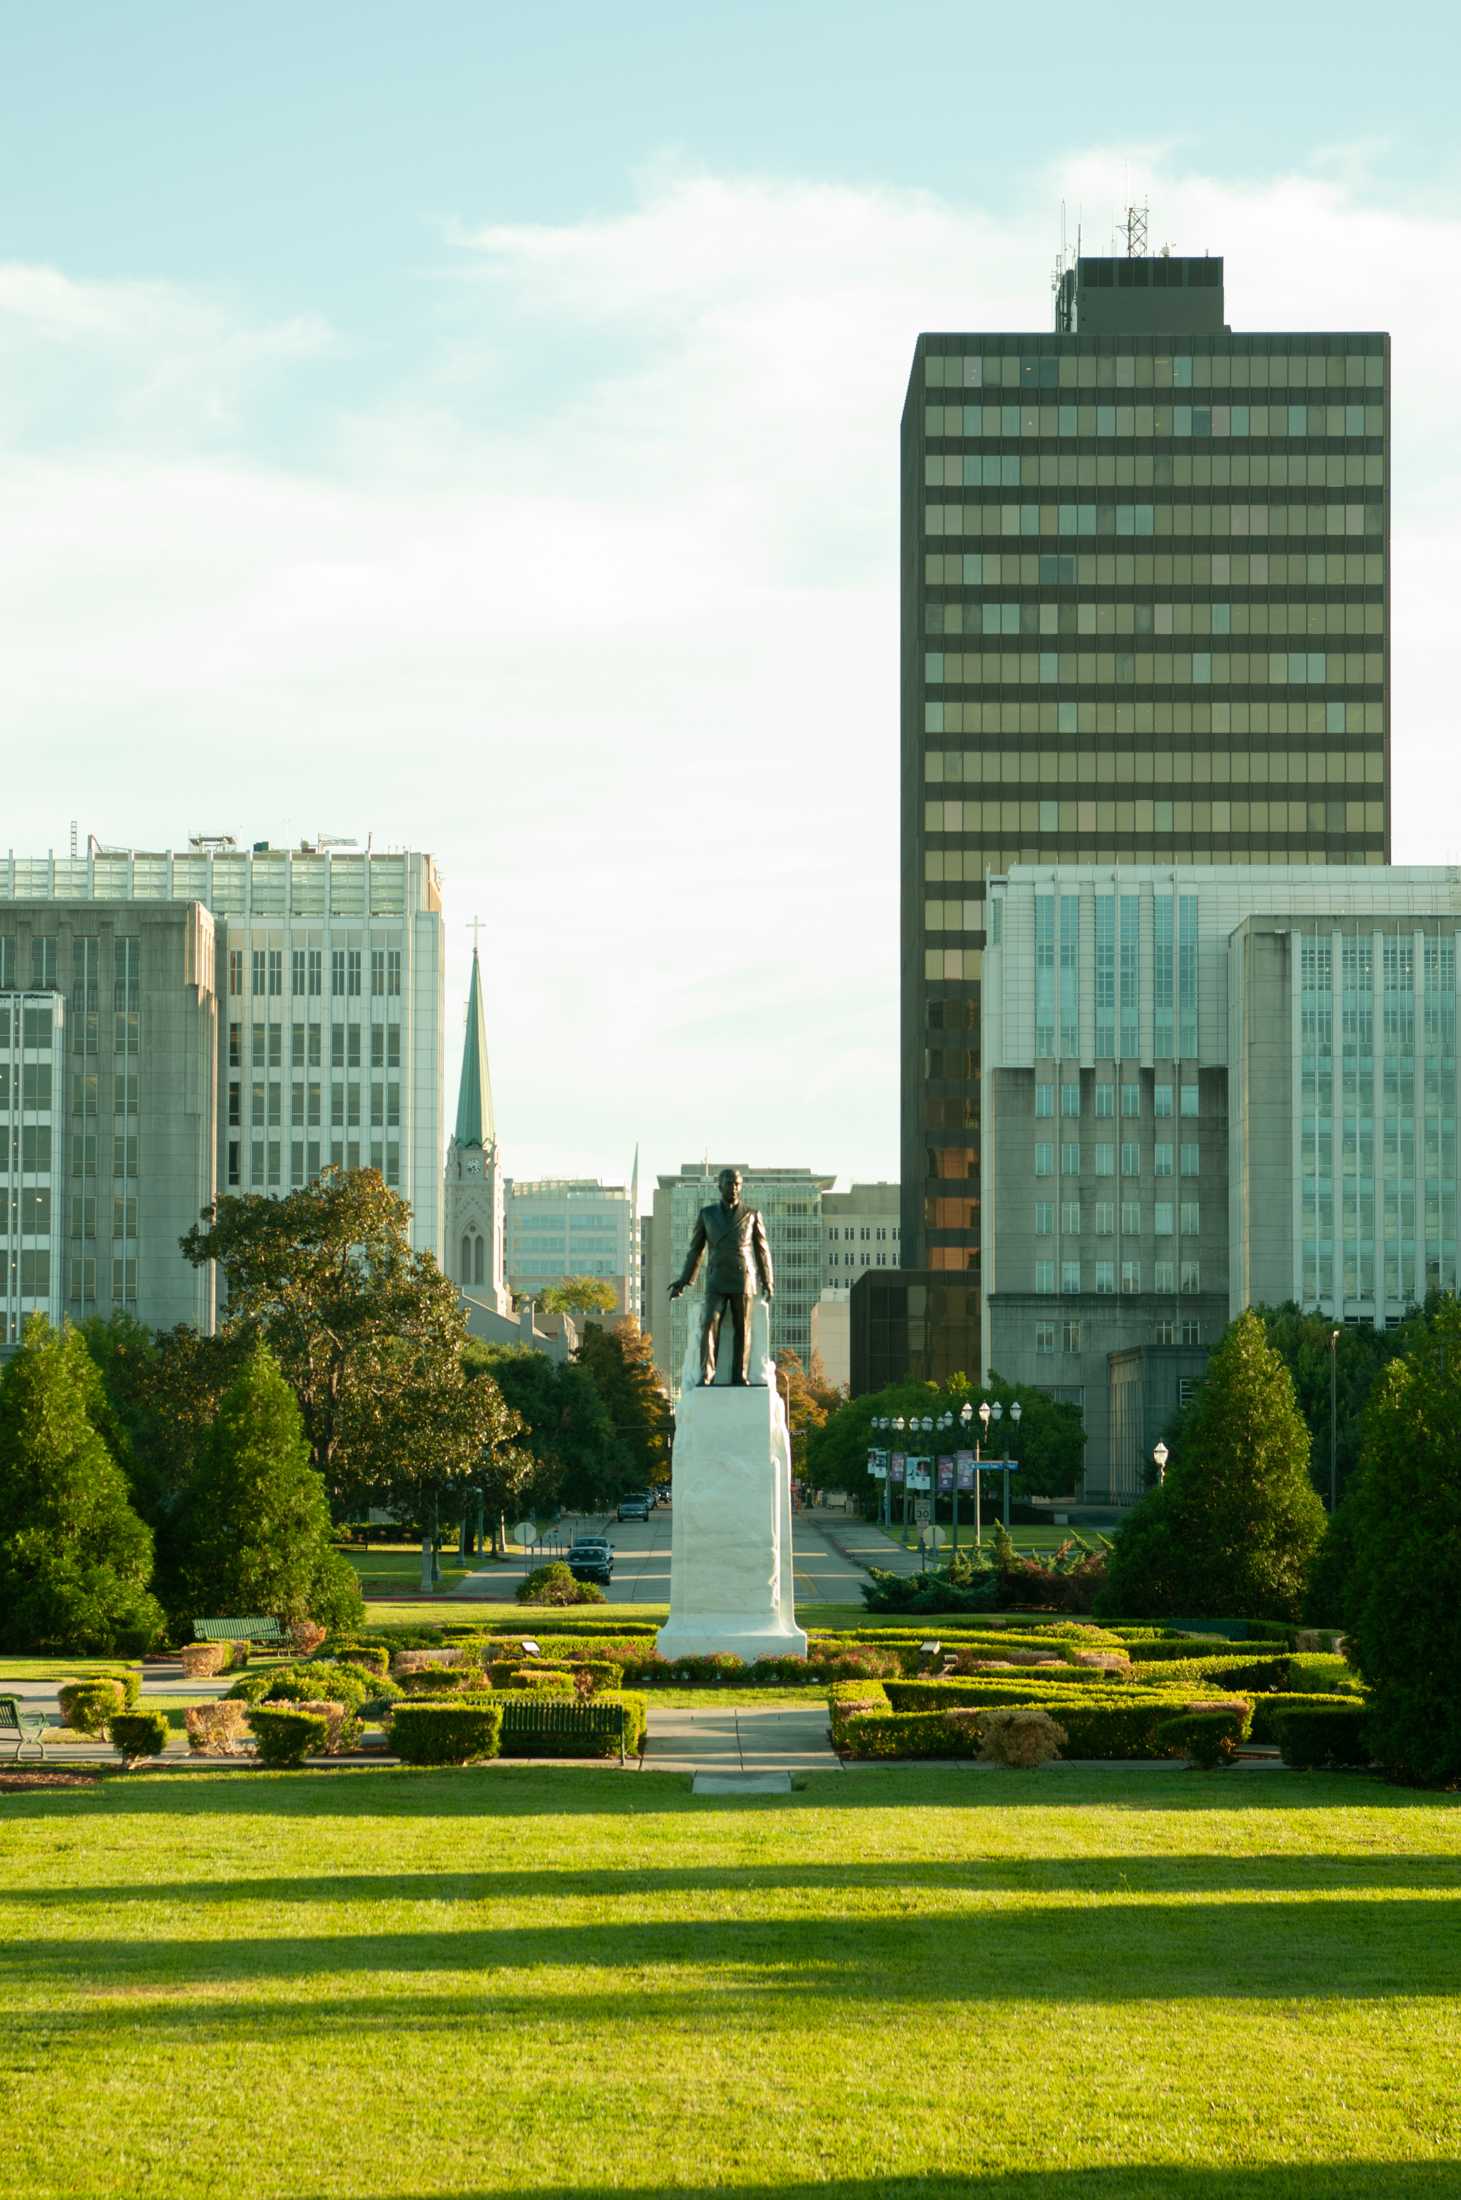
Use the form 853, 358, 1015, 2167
454, 947, 495, 1150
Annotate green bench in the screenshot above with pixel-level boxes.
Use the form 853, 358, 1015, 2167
194, 1618, 287, 1648
499, 1697, 632, 1763
0, 1696, 49, 1763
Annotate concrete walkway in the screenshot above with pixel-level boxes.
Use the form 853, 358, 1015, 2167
641, 1702, 841, 1776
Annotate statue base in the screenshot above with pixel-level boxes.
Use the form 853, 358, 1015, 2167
657, 1301, 806, 1662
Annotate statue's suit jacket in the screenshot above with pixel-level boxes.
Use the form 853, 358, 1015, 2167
676, 1201, 774, 1299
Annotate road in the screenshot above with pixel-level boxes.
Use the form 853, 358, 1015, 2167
447, 1502, 918, 1606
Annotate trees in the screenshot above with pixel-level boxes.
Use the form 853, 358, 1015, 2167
1247, 1302, 1419, 1504
805, 1374, 1084, 1509
774, 1350, 845, 1480
538, 1277, 619, 1321
1099, 1309, 1326, 1622
172, 1341, 363, 1633
0, 1318, 165, 1653
181, 1168, 482, 1511
1340, 1298, 1461, 1786
574, 1318, 670, 1488
467, 1343, 632, 1514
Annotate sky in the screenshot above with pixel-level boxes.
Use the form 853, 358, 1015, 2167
4, 1, 1458, 1201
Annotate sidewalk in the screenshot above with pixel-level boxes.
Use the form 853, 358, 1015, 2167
802, 1507, 928, 1581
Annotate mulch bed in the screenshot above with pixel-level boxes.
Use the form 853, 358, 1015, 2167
0, 1768, 106, 1792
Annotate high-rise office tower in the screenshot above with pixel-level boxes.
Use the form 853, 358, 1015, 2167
874, 247, 1390, 1390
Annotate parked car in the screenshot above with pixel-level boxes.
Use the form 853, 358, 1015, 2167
617, 1494, 651, 1522
567, 1538, 614, 1585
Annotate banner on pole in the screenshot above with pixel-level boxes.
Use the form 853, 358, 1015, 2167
937, 1456, 954, 1493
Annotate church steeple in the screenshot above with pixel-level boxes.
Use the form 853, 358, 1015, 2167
444, 932, 508, 1313
454, 943, 495, 1152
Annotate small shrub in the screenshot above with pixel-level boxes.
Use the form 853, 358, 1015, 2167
289, 1619, 327, 1657
391, 1647, 466, 1676
262, 1660, 372, 1712
1272, 1705, 1373, 1771
1156, 1709, 1249, 1768
180, 1642, 235, 1679
287, 1698, 360, 1754
976, 1707, 1068, 1769
185, 1701, 250, 1756
516, 1561, 606, 1607
109, 1709, 169, 1767
810, 1644, 903, 1681
397, 1664, 486, 1696
390, 1700, 503, 1766
321, 1641, 389, 1676
247, 1706, 329, 1767
58, 1678, 129, 1733
504, 1668, 573, 1694
225, 1668, 278, 1704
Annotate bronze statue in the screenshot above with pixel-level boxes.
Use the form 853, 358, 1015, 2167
670, 1166, 775, 1386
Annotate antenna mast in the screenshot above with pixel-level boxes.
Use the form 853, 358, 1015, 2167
1123, 202, 1149, 258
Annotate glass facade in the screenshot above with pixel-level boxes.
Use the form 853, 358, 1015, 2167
901, 254, 1389, 1370
0, 993, 65, 1343
1298, 924, 1458, 1318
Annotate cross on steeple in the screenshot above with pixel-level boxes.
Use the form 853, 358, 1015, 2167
468, 915, 484, 952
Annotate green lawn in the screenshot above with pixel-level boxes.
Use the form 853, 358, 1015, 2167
341, 1542, 475, 1594
2, 1766, 1458, 2199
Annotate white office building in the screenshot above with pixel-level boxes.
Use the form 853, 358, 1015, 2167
0, 838, 445, 1262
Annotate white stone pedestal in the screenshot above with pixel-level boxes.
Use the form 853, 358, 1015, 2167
656, 1298, 807, 1661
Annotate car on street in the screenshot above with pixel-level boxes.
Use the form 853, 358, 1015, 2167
566, 1538, 614, 1585
617, 1494, 651, 1522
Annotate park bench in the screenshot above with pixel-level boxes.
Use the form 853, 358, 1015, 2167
194, 1618, 287, 1649
498, 1697, 632, 1764
0, 1695, 49, 1763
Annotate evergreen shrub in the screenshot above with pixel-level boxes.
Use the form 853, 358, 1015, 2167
247, 1706, 330, 1767
59, 1677, 134, 1732
1272, 1704, 1373, 1770
109, 1709, 169, 1766
1155, 1709, 1250, 1768
390, 1699, 503, 1765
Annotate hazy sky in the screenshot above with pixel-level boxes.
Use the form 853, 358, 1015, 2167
4, 3, 1457, 1198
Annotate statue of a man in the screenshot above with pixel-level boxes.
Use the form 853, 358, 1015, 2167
670, 1166, 775, 1387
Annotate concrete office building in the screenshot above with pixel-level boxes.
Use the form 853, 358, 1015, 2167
0, 992, 67, 1342
0, 906, 217, 1339
878, 243, 1391, 1394
646, 1163, 834, 1398
506, 1174, 641, 1319
980, 864, 1461, 1499
0, 838, 445, 1262
813, 1182, 901, 1387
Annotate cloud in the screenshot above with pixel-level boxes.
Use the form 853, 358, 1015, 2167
2, 154, 1457, 1189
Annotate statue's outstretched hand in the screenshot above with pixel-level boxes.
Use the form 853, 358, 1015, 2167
668, 1282, 684, 1300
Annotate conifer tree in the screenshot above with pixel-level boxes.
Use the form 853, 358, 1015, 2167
0, 1318, 165, 1653
1343, 1298, 1461, 1785
173, 1340, 363, 1632
1099, 1308, 1325, 1621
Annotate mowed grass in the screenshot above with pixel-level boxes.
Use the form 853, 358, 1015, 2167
341, 1542, 475, 1594
3, 1769, 1460, 2200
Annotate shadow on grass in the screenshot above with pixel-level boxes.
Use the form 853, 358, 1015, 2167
325, 2174, 1461, 2200
10, 1851, 1460, 1910
4, 1762, 1455, 1824
6, 1886, 1457, 2019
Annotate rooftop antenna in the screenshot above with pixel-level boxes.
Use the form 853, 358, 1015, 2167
1123, 202, 1149, 258
69, 820, 78, 860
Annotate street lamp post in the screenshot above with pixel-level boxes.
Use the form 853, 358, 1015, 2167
1329, 1327, 1340, 1513
957, 1398, 973, 1550
1153, 1440, 1169, 1487
1007, 1399, 1022, 1530
936, 1409, 954, 1554
976, 1400, 991, 1547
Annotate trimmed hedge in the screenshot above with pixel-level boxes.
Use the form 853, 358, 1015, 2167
247, 1707, 329, 1768
1155, 1709, 1250, 1768
1286, 1652, 1363, 1697
836, 1678, 1256, 1763
319, 1641, 390, 1676
1271, 1704, 1373, 1771
396, 1664, 488, 1696
1151, 1652, 1294, 1692
109, 1709, 170, 1765
58, 1676, 138, 1733
496, 1690, 647, 1758
1247, 1691, 1369, 1746
390, 1699, 504, 1765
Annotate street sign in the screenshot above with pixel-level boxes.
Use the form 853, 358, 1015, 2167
926, 1524, 946, 1549
914, 1499, 932, 1525
511, 1520, 538, 1547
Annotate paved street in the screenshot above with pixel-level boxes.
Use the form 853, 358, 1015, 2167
448, 1500, 921, 1606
